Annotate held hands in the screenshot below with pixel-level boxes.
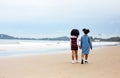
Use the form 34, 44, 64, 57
79, 46, 81, 49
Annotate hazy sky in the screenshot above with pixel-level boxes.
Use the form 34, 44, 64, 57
0, 0, 120, 38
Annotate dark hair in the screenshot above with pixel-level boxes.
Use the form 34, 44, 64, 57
82, 28, 90, 34
71, 29, 80, 37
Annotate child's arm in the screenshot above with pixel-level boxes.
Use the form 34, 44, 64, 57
88, 37, 92, 50
79, 37, 82, 49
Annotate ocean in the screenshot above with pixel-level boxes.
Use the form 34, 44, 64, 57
0, 39, 119, 57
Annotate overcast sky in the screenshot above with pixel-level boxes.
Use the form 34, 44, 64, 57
0, 0, 120, 38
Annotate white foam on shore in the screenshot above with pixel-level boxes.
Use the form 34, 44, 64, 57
0, 40, 70, 56
0, 40, 119, 57
93, 42, 120, 47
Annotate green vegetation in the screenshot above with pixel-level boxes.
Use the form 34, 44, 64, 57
0, 34, 120, 41
92, 37, 120, 42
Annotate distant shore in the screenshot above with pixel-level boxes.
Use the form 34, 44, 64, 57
1, 34, 120, 41
0, 46, 120, 78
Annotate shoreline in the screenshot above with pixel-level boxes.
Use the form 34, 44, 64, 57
0, 39, 120, 57
0, 44, 120, 57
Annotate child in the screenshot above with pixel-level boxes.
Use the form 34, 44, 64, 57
80, 28, 92, 64
70, 29, 80, 64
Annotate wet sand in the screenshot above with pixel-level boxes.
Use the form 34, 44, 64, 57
0, 46, 120, 78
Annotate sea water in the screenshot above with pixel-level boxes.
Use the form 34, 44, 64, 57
0, 39, 119, 57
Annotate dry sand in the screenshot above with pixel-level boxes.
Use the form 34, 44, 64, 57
0, 46, 120, 78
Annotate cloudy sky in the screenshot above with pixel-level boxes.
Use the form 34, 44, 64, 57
0, 0, 120, 38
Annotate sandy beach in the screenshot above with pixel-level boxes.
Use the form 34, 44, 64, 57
0, 46, 120, 78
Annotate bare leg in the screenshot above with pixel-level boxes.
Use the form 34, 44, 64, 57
72, 50, 75, 61
81, 54, 84, 64
85, 54, 88, 60
85, 54, 88, 64
81, 54, 84, 60
75, 50, 78, 61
